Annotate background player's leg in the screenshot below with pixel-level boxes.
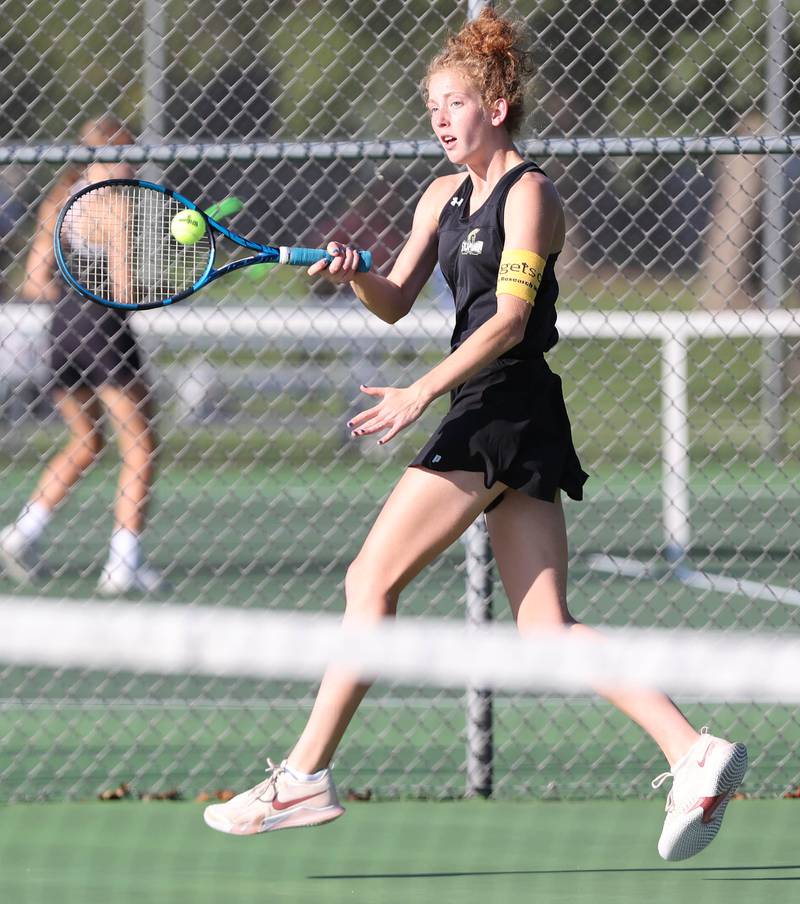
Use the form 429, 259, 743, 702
486, 490, 699, 766
287, 466, 506, 774
33, 387, 105, 510
97, 382, 160, 592
1, 387, 104, 580
99, 382, 156, 534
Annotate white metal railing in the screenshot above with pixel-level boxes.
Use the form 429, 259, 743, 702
5, 302, 799, 560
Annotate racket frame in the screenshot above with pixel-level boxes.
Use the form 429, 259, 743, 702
53, 178, 361, 311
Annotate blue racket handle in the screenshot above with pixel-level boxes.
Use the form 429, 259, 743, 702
285, 246, 372, 272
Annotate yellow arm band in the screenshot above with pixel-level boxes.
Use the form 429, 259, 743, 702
496, 249, 547, 306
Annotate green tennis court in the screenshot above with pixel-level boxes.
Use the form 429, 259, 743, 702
3, 456, 800, 803
3, 457, 799, 615
1, 798, 797, 904
3, 691, 799, 802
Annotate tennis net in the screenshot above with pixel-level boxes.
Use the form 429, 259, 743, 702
2, 595, 800, 904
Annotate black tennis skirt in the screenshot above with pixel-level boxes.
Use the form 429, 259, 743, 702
48, 293, 143, 391
410, 356, 588, 507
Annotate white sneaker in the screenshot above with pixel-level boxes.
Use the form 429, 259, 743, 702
0, 526, 39, 583
204, 759, 345, 835
97, 563, 165, 595
652, 728, 748, 861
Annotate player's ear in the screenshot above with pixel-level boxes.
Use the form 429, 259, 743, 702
489, 98, 509, 128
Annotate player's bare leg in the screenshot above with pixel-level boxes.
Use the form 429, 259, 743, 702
35, 388, 105, 509
288, 467, 504, 773
204, 467, 505, 835
0, 388, 103, 581
96, 382, 162, 594
487, 490, 699, 761
486, 489, 745, 859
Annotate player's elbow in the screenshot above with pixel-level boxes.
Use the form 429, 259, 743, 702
370, 305, 408, 325
383, 285, 415, 324
495, 311, 528, 349
494, 295, 531, 348
355, 277, 413, 324
384, 303, 412, 325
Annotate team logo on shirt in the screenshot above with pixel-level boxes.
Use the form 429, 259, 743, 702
450, 196, 464, 207
460, 228, 484, 255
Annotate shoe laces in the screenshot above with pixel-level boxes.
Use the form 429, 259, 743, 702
650, 727, 711, 811
651, 769, 674, 812
247, 758, 285, 802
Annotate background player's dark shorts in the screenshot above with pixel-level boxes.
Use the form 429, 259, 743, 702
411, 356, 588, 510
48, 293, 143, 391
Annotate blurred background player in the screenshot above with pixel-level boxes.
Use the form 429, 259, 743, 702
0, 115, 163, 595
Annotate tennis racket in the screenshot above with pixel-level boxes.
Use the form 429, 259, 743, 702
54, 178, 372, 311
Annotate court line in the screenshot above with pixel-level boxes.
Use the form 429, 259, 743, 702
586, 554, 800, 607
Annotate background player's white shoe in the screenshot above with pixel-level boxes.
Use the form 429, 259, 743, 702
97, 563, 165, 595
204, 759, 345, 835
652, 728, 748, 861
0, 526, 40, 584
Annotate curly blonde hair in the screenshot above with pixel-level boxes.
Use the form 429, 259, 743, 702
424, 6, 533, 135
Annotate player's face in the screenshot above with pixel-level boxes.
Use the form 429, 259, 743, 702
85, 161, 134, 182
427, 70, 491, 164
82, 123, 135, 182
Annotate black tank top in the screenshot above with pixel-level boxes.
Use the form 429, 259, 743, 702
436, 161, 560, 359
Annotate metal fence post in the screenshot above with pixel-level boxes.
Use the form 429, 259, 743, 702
463, 519, 494, 798
760, 0, 789, 458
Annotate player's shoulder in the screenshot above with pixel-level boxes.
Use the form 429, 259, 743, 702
415, 173, 465, 225
507, 168, 562, 212
512, 167, 558, 197
427, 172, 465, 198
421, 173, 464, 204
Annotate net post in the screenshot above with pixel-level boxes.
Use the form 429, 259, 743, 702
462, 518, 494, 798
661, 327, 691, 562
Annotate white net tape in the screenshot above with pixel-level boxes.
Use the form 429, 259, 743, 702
2, 597, 799, 702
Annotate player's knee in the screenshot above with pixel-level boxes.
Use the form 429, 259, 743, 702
138, 427, 158, 458
121, 430, 157, 470
70, 431, 104, 466
344, 558, 399, 619
515, 600, 574, 632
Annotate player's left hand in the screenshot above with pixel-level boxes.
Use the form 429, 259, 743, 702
348, 384, 430, 446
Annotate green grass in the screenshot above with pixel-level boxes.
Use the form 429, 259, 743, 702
1, 798, 798, 904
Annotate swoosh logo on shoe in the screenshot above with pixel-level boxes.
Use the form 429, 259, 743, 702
696, 741, 716, 768
697, 791, 728, 824
272, 790, 323, 811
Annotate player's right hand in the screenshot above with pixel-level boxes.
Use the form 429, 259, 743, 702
308, 241, 362, 282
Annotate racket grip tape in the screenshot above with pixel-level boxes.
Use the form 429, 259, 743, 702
282, 246, 372, 272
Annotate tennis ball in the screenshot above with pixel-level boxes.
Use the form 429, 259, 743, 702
170, 210, 205, 245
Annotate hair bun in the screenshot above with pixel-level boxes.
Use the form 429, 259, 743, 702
425, 6, 533, 135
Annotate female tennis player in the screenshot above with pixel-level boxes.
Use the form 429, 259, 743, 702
0, 115, 163, 595
204, 8, 747, 861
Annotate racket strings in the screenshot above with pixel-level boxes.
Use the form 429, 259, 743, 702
60, 185, 212, 306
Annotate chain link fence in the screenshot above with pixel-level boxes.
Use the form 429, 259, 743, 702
1, 0, 799, 802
